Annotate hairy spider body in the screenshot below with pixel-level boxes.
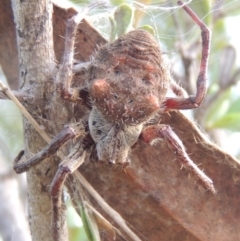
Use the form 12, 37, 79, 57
88, 29, 168, 164
13, 2, 216, 241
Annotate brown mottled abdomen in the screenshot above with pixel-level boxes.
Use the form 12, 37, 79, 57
89, 29, 170, 125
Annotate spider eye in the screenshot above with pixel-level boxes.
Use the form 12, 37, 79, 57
127, 99, 133, 103
114, 94, 118, 99
142, 74, 154, 85
114, 67, 121, 76
142, 78, 151, 85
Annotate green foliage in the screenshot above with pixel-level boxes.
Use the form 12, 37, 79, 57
211, 113, 240, 131
67, 205, 89, 241
138, 25, 156, 36
110, 3, 134, 41
205, 88, 231, 128
80, 204, 100, 241
0, 83, 23, 162
70, 0, 90, 4
206, 90, 240, 131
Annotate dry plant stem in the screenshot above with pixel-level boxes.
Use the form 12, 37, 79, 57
0, 81, 51, 144
164, 1, 211, 110
0, 89, 8, 99
2, 81, 142, 241
141, 125, 216, 194
84, 201, 118, 240
0, 89, 29, 101
75, 172, 142, 241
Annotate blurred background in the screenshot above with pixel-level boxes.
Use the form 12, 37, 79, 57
0, 0, 240, 240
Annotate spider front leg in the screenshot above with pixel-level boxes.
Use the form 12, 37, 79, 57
13, 121, 92, 241
164, 1, 211, 110
50, 135, 93, 241
56, 12, 83, 101
14, 122, 87, 173
57, 3, 104, 102
141, 124, 216, 194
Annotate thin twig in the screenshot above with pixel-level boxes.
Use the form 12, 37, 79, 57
0, 89, 32, 102
0, 81, 51, 143
0, 89, 8, 99
76, 172, 142, 241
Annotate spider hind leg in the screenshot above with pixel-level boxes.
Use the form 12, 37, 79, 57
141, 124, 216, 195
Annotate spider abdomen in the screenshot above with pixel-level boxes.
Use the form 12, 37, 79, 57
88, 29, 170, 125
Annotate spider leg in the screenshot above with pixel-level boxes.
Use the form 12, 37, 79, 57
14, 122, 87, 173
164, 1, 211, 110
57, 2, 105, 102
50, 135, 93, 240
56, 12, 83, 101
170, 77, 188, 97
141, 124, 216, 194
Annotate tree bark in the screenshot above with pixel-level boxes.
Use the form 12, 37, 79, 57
10, 0, 64, 240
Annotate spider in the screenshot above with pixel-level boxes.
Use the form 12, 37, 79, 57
13, 1, 216, 240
